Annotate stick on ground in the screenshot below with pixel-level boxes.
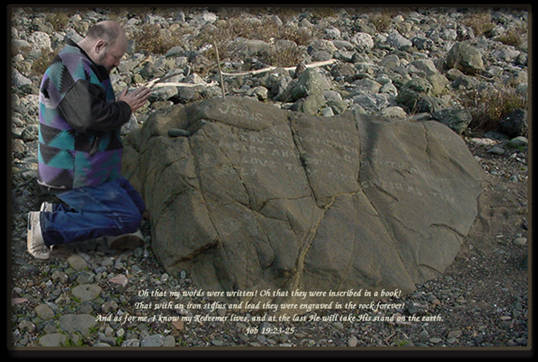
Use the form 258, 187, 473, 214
213, 41, 226, 97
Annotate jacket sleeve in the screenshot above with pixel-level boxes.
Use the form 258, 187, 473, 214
58, 79, 132, 133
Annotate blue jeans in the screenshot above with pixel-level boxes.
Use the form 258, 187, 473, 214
40, 176, 145, 246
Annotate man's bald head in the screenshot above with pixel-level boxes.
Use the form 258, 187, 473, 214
78, 20, 127, 72
86, 20, 126, 46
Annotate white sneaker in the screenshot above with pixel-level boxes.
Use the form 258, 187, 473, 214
106, 230, 145, 250
27, 212, 51, 260
40, 202, 54, 212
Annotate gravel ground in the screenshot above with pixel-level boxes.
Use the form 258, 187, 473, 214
8, 129, 530, 355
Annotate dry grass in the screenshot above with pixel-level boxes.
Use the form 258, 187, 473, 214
193, 16, 313, 66
310, 8, 339, 19
463, 85, 527, 132
370, 11, 393, 32
497, 26, 525, 47
462, 9, 526, 47
367, 8, 417, 32
197, 16, 313, 46
132, 23, 186, 55
128, 10, 313, 71
266, 45, 305, 67
267, 7, 303, 24
462, 11, 496, 37
44, 12, 70, 31
30, 48, 56, 77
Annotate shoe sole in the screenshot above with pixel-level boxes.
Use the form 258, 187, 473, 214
27, 212, 50, 260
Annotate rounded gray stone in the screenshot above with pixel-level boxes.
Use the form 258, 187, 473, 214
59, 314, 97, 337
72, 284, 102, 302
34, 303, 54, 320
39, 333, 67, 347
67, 254, 89, 271
141, 334, 164, 347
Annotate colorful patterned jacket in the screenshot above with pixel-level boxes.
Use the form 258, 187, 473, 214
38, 39, 131, 189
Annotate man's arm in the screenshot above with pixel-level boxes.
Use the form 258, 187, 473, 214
58, 79, 132, 133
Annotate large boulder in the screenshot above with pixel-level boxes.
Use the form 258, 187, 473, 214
445, 41, 485, 75
396, 78, 449, 114
278, 68, 333, 102
122, 96, 484, 306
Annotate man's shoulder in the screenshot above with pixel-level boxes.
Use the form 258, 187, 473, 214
57, 42, 86, 63
57, 41, 109, 83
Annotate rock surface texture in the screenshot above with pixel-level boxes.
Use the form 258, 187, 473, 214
122, 96, 484, 304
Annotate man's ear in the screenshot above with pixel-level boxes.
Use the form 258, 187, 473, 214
94, 39, 107, 54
